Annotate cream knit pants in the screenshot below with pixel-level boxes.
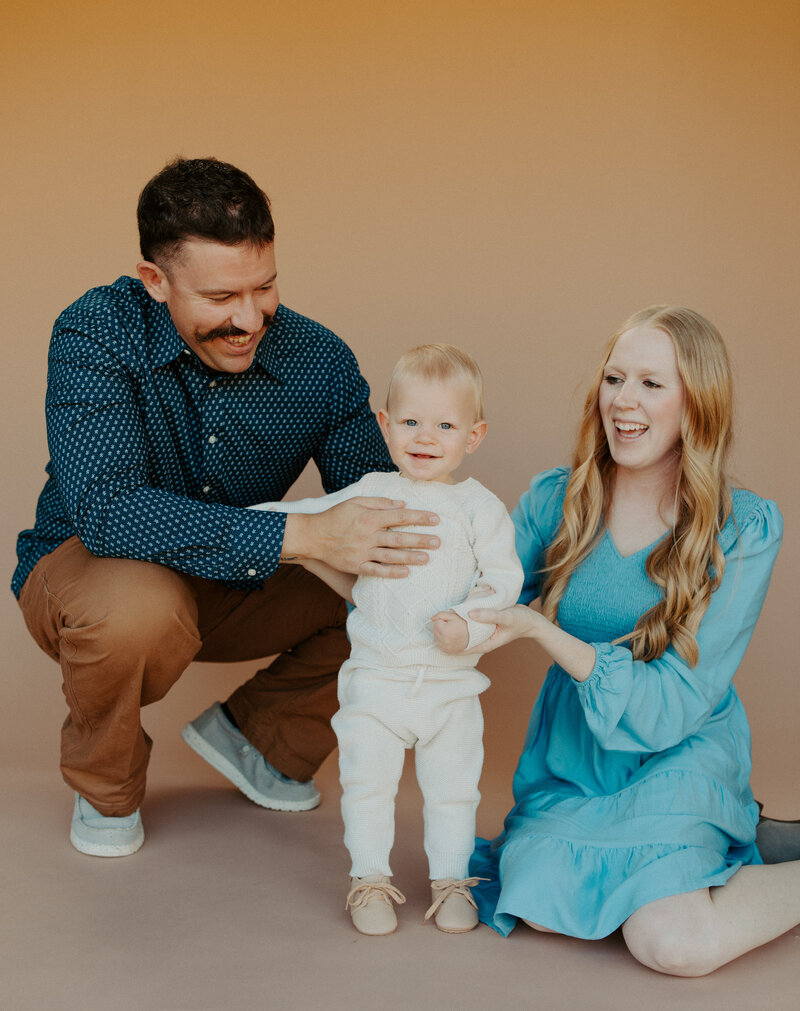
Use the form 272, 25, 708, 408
332, 659, 486, 880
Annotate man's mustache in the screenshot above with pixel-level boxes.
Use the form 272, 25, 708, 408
197, 316, 271, 343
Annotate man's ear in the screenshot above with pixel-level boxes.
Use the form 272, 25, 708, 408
377, 408, 390, 441
465, 419, 488, 454
136, 261, 169, 303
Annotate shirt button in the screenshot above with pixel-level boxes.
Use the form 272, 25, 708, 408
208, 435, 217, 444
202, 485, 211, 494
247, 568, 257, 577
209, 380, 217, 388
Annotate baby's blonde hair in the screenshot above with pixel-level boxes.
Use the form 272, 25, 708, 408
386, 343, 485, 421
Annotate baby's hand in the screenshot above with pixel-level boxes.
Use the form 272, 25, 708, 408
431, 611, 469, 654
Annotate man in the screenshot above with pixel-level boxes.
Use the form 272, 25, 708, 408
13, 157, 439, 857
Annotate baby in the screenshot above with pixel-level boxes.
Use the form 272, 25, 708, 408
253, 344, 523, 935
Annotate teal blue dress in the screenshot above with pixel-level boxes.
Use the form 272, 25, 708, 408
471, 467, 783, 939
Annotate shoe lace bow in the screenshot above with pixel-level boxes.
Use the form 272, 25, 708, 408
345, 879, 407, 912
423, 876, 484, 922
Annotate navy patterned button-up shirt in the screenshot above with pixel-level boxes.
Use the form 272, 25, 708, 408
12, 277, 393, 596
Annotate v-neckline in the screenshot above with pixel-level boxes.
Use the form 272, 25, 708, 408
604, 527, 669, 560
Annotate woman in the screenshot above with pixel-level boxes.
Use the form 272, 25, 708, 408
457, 306, 800, 976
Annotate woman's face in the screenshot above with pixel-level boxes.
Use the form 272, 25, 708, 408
598, 324, 685, 482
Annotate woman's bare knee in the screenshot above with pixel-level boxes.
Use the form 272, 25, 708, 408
622, 895, 722, 977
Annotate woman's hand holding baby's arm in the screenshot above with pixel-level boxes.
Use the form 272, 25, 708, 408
466, 602, 596, 681
464, 604, 538, 653
431, 612, 470, 654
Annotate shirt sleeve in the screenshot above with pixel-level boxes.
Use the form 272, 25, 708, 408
313, 344, 394, 492
574, 498, 783, 753
449, 492, 525, 649
46, 317, 289, 584
511, 467, 571, 605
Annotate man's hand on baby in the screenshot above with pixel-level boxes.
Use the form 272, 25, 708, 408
285, 498, 440, 578
431, 611, 470, 653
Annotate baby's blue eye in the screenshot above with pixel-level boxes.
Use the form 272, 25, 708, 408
404, 419, 417, 427
440, 423, 452, 430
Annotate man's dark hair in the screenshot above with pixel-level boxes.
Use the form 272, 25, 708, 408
137, 157, 275, 265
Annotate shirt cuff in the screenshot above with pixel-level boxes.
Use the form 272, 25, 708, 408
226, 507, 288, 583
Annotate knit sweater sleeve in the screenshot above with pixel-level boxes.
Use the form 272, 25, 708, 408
574, 496, 783, 753
449, 488, 525, 649
249, 474, 377, 514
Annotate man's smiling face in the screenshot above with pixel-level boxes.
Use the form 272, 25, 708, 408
138, 237, 280, 373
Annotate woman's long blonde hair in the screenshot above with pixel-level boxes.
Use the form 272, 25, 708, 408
540, 306, 734, 665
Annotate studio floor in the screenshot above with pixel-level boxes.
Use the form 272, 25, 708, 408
2, 670, 799, 1011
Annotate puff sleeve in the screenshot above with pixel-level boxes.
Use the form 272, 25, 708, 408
574, 496, 783, 753
511, 467, 571, 605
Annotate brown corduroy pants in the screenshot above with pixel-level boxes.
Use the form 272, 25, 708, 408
18, 537, 349, 816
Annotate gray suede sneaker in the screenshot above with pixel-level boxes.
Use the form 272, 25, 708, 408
70, 794, 144, 857
181, 702, 320, 811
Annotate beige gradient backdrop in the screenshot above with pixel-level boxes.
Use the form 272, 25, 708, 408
2, 0, 798, 826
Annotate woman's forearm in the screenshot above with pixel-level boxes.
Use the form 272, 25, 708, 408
525, 609, 597, 682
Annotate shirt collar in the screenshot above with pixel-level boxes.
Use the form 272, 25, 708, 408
252, 303, 290, 381
145, 293, 290, 382
145, 296, 189, 369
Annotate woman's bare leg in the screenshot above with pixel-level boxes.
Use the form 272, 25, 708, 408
622, 861, 800, 976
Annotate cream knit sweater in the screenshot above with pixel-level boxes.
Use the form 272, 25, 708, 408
255, 472, 523, 670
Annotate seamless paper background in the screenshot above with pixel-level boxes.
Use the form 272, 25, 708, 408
2, 0, 798, 818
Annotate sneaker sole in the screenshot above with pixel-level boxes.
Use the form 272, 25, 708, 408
351, 921, 398, 936
180, 723, 320, 812
69, 828, 144, 858
433, 922, 478, 933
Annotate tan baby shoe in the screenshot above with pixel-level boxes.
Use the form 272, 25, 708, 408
423, 877, 481, 933
345, 875, 406, 936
